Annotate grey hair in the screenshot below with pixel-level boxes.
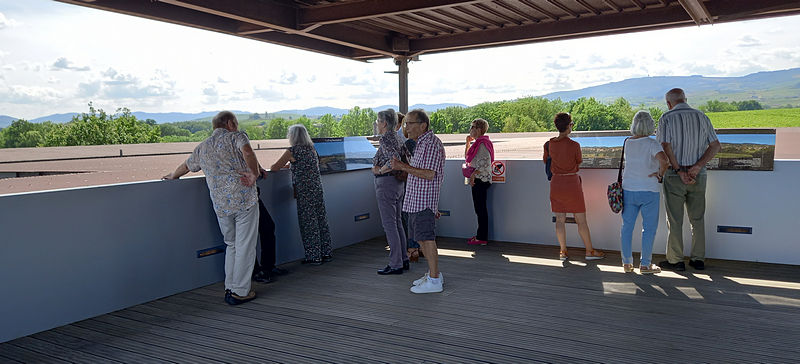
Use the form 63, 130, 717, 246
630, 110, 655, 136
287, 124, 313, 147
377, 108, 398, 131
665, 88, 686, 104
212, 110, 236, 129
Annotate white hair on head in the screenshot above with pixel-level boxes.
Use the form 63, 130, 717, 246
630, 110, 655, 136
378, 108, 398, 131
665, 88, 686, 104
287, 124, 313, 147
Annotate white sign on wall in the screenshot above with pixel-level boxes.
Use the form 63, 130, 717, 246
491, 160, 506, 183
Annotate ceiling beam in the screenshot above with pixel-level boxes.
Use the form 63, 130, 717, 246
494, 0, 542, 23
602, 0, 622, 13
677, 0, 713, 25
704, 0, 800, 22
159, 0, 396, 57
299, 0, 488, 27
410, 4, 694, 55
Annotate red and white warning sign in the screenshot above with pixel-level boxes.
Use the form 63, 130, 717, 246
491, 160, 506, 183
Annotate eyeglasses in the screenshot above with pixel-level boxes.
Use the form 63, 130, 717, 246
403, 121, 424, 127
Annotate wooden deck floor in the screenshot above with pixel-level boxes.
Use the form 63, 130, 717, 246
3, 237, 800, 363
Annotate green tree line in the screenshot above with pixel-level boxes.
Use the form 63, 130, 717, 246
1, 97, 759, 148
699, 100, 763, 113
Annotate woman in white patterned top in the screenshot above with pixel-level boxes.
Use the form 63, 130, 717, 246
464, 118, 494, 246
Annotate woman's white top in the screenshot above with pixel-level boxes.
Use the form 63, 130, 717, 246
622, 136, 663, 193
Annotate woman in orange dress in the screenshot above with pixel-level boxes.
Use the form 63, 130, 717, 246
543, 113, 605, 261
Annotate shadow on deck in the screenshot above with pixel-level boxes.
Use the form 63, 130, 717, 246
3, 237, 800, 363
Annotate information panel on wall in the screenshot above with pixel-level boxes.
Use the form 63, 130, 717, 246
313, 136, 376, 174
572, 129, 775, 171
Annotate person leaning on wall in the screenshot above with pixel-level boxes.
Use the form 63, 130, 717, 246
270, 124, 333, 266
543, 112, 605, 262
162, 110, 261, 305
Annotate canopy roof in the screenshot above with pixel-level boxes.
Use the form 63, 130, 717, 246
57, 0, 800, 61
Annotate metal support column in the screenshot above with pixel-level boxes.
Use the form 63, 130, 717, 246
396, 57, 409, 113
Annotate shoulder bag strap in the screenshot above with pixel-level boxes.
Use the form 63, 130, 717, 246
617, 137, 629, 183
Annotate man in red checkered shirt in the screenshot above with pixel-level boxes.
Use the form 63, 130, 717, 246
390, 109, 445, 294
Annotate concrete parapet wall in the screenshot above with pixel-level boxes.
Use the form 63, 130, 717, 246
436, 159, 800, 265
0, 169, 383, 342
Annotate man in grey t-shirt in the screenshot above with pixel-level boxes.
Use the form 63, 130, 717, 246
163, 111, 262, 304
656, 88, 721, 271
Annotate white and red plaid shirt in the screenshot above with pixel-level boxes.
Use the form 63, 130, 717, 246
403, 130, 445, 213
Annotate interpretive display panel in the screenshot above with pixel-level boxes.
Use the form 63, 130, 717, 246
573, 129, 775, 171
313, 136, 376, 174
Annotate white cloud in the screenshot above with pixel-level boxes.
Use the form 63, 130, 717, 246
0, 12, 20, 29
202, 85, 219, 104
72, 67, 177, 102
545, 59, 576, 70
52, 57, 90, 71
217, 77, 228, 83
273, 71, 297, 85
0, 84, 61, 104
253, 86, 284, 100
738, 35, 763, 47
338, 74, 372, 86
579, 58, 634, 71
2, 64, 14, 71
77, 81, 101, 97
21, 62, 43, 72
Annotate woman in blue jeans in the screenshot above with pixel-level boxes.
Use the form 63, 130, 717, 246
620, 111, 669, 274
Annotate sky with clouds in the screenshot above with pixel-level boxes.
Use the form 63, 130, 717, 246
1, 0, 799, 119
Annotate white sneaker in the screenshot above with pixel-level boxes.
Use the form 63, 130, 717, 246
412, 272, 444, 286
410, 278, 443, 294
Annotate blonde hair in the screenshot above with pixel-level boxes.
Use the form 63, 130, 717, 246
471, 118, 489, 134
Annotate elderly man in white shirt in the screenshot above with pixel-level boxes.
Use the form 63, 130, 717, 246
656, 88, 721, 272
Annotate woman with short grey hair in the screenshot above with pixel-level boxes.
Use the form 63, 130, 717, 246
619, 110, 669, 274
271, 124, 332, 265
373, 108, 410, 275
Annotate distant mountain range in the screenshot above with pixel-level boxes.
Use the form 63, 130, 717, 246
541, 67, 800, 108
264, 103, 467, 119
3, 68, 798, 128
0, 104, 465, 127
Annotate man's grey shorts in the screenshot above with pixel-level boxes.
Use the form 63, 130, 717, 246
408, 208, 436, 242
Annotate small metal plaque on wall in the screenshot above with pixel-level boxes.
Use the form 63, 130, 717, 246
197, 245, 226, 258
717, 226, 753, 234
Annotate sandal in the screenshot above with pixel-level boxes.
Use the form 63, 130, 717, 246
640, 264, 662, 274
559, 250, 569, 261
408, 248, 420, 263
623, 263, 635, 273
585, 250, 606, 260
